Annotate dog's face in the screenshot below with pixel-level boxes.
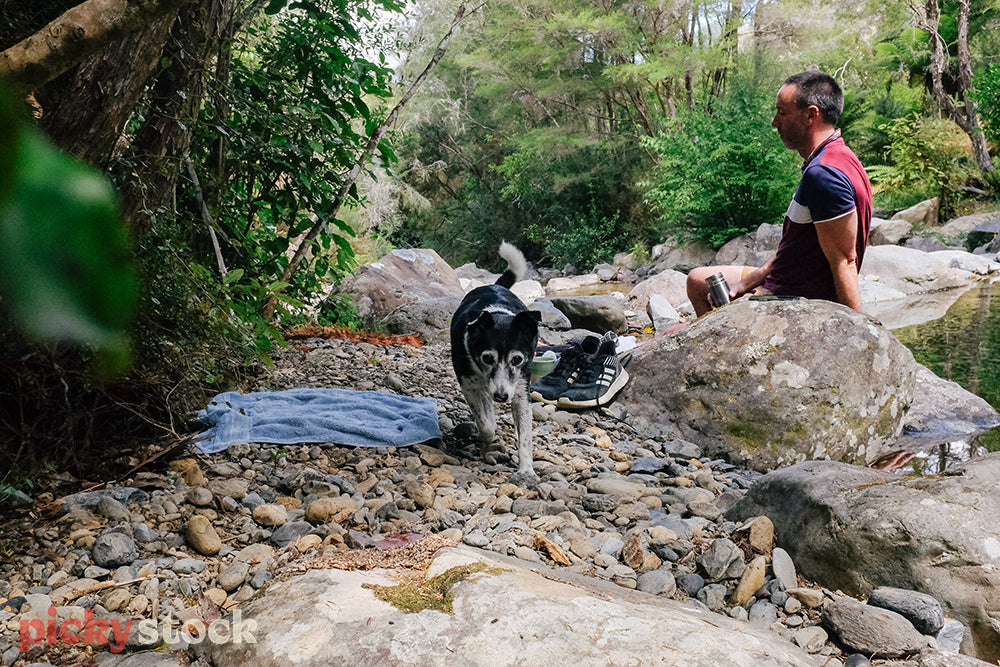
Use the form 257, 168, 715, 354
464, 309, 539, 403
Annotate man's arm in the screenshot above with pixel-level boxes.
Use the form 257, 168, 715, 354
729, 257, 775, 299
815, 210, 862, 311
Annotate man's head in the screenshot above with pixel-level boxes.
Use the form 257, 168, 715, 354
772, 70, 843, 157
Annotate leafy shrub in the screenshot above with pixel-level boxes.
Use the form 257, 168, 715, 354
525, 196, 622, 270
642, 81, 800, 249
972, 63, 1000, 147
868, 114, 975, 217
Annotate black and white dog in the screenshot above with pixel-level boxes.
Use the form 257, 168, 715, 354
450, 242, 541, 482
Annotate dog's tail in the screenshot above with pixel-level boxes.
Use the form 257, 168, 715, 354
496, 241, 527, 289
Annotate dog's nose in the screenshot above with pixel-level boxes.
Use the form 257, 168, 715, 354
493, 390, 509, 402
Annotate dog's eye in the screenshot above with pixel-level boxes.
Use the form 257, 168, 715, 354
481, 351, 497, 366
510, 353, 525, 366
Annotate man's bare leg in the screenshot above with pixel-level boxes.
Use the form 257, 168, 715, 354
686, 265, 758, 317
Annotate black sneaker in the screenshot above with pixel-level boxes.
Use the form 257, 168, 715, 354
529, 335, 601, 403
556, 337, 629, 408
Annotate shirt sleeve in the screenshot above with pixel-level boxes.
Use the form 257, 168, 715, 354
795, 164, 857, 224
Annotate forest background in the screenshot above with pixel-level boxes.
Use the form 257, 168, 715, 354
0, 0, 998, 503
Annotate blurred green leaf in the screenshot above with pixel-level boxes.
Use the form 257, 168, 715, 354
0, 121, 137, 352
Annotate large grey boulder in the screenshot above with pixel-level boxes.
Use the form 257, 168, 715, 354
714, 223, 782, 267
727, 454, 1000, 662
869, 217, 912, 245
336, 248, 463, 319
624, 269, 688, 312
891, 197, 939, 227
938, 210, 1000, 245
382, 296, 461, 344
615, 299, 916, 471
203, 545, 822, 666
900, 365, 1000, 441
861, 245, 972, 295
647, 238, 717, 273
547, 295, 627, 333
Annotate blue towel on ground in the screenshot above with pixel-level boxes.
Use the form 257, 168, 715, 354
194, 387, 442, 454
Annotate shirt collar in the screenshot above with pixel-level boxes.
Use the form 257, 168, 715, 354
802, 129, 841, 170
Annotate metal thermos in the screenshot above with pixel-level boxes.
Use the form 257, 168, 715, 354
706, 272, 730, 308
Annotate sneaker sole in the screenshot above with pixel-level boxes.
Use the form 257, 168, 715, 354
556, 369, 630, 408
530, 390, 559, 404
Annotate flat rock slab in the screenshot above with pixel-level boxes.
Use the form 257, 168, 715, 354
203, 546, 820, 666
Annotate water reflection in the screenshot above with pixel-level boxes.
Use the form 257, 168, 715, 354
885, 280, 1000, 473
893, 280, 1000, 412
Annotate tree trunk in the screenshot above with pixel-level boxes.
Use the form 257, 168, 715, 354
0, 0, 193, 89
924, 0, 995, 176
118, 0, 236, 234
35, 15, 179, 167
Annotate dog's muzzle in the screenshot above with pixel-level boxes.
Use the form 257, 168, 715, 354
493, 390, 510, 402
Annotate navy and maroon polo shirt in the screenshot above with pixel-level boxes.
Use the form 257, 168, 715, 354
762, 132, 873, 301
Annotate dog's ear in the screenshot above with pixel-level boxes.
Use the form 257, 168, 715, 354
511, 310, 540, 346
467, 311, 495, 332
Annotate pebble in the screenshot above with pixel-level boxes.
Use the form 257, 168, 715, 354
770, 547, 796, 591
91, 533, 138, 568
636, 569, 676, 596
748, 600, 778, 628
253, 503, 289, 527
186, 515, 222, 555
173, 558, 207, 574
730, 555, 767, 606
866, 585, 945, 634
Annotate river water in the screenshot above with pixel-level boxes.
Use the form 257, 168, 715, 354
888, 280, 1000, 473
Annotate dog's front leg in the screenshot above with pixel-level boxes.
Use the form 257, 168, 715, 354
509, 386, 537, 485
459, 380, 496, 445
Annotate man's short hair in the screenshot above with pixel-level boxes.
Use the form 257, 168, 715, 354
784, 70, 843, 126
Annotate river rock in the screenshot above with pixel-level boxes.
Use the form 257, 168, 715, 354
900, 365, 1000, 440
647, 294, 681, 332
697, 538, 744, 582
821, 596, 927, 658
624, 270, 688, 312
186, 515, 222, 555
867, 586, 945, 635
253, 503, 289, 527
617, 299, 916, 471
771, 547, 796, 591
204, 545, 821, 666
731, 555, 767, 605
547, 295, 627, 334
868, 218, 912, 246
728, 455, 1000, 661
891, 197, 939, 227
382, 297, 461, 342
714, 223, 782, 267
336, 248, 464, 319
647, 237, 716, 273
91, 533, 137, 568
862, 245, 972, 295
529, 298, 573, 329
219, 561, 250, 592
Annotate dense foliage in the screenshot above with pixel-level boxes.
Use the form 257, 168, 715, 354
642, 81, 801, 249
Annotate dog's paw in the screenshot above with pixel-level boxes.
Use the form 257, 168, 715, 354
508, 469, 539, 488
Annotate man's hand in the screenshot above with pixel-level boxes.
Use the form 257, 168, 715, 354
815, 210, 862, 311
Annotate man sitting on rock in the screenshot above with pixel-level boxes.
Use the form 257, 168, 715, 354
687, 69, 873, 316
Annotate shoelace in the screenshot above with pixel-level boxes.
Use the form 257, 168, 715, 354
540, 346, 586, 382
